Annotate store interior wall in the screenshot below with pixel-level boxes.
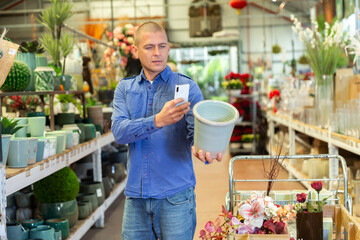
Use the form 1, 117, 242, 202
0, 0, 313, 75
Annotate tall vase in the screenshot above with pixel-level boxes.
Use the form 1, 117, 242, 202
16, 52, 36, 91
314, 74, 334, 129
296, 211, 323, 240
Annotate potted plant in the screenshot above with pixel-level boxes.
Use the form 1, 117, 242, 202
38, 0, 76, 90
33, 167, 79, 228
97, 80, 117, 104
1, 117, 24, 165
16, 40, 45, 91
55, 94, 76, 126
86, 97, 103, 129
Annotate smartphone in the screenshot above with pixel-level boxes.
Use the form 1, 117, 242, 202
174, 84, 189, 106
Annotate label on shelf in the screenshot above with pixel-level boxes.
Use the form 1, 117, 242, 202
96, 188, 102, 197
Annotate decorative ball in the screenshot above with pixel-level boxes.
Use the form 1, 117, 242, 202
1, 60, 31, 91
33, 167, 80, 203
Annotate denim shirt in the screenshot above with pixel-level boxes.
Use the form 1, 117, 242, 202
111, 66, 204, 198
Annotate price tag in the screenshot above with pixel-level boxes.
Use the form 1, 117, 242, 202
45, 161, 50, 168
96, 188, 103, 197
26, 169, 31, 177
8, 48, 16, 55
40, 164, 44, 171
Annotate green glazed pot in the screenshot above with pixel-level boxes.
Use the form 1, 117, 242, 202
34, 67, 55, 91
21, 219, 44, 229
46, 218, 69, 240
40, 199, 78, 229
29, 225, 55, 240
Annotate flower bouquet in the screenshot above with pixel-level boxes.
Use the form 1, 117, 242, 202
293, 181, 329, 240
199, 192, 296, 239
222, 72, 252, 95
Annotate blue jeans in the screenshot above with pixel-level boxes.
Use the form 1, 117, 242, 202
122, 187, 196, 240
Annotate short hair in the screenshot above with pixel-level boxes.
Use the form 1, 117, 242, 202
134, 22, 167, 46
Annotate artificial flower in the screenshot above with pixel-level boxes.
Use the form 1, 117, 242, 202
296, 193, 307, 203
311, 181, 323, 192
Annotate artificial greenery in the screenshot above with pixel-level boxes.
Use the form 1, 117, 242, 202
19, 40, 45, 54
298, 54, 309, 65
33, 167, 79, 203
57, 94, 76, 104
272, 44, 281, 54
1, 117, 23, 135
86, 97, 98, 107
38, 0, 76, 74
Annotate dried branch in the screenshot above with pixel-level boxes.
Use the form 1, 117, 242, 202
264, 135, 287, 196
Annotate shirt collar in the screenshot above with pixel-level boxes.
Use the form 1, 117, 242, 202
137, 65, 172, 84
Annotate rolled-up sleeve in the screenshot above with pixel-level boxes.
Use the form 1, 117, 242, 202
111, 81, 159, 144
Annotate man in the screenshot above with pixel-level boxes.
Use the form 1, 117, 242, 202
111, 22, 222, 240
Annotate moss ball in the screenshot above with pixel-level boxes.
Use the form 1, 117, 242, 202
33, 167, 79, 203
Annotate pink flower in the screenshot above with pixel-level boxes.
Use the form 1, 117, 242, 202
311, 181, 323, 192
296, 193, 307, 203
236, 223, 254, 234
204, 221, 215, 233
239, 198, 265, 228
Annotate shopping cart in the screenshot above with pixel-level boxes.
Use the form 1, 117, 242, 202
225, 154, 352, 214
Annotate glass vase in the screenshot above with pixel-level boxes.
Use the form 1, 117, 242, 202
314, 74, 334, 129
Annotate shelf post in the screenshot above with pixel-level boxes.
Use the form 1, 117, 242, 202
288, 124, 296, 179
92, 135, 104, 228
0, 166, 6, 239
49, 94, 55, 131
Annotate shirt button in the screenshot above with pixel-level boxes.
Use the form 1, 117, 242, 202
145, 137, 148, 140
148, 86, 151, 89
134, 135, 137, 138
147, 128, 149, 131
151, 127, 154, 130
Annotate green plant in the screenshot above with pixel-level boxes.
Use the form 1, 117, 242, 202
38, 0, 76, 74
56, 94, 76, 104
109, 80, 118, 90
298, 54, 309, 64
19, 40, 45, 54
86, 97, 98, 107
33, 167, 79, 203
1, 117, 23, 135
1, 60, 31, 91
272, 44, 281, 54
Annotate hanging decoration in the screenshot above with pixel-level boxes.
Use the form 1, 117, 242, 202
229, 0, 247, 15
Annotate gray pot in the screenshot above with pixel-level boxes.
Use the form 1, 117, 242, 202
76, 193, 97, 212
79, 181, 105, 205
77, 202, 91, 220
15, 191, 33, 208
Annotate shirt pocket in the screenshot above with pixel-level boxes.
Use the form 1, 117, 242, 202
154, 92, 173, 114
126, 91, 145, 119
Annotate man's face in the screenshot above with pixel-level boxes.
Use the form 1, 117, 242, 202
134, 31, 170, 79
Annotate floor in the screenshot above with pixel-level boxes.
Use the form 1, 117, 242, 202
82, 150, 304, 240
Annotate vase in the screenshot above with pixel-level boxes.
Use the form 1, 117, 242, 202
314, 74, 334, 129
16, 52, 36, 91
40, 199, 78, 228
296, 211, 323, 240
193, 100, 239, 159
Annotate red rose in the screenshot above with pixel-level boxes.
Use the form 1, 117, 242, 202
296, 193, 307, 203
311, 181, 323, 192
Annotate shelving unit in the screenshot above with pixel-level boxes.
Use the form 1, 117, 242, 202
0, 90, 86, 131
229, 92, 259, 155
0, 132, 127, 239
267, 112, 360, 188
68, 179, 127, 240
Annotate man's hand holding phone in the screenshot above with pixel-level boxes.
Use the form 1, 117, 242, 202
154, 84, 190, 128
